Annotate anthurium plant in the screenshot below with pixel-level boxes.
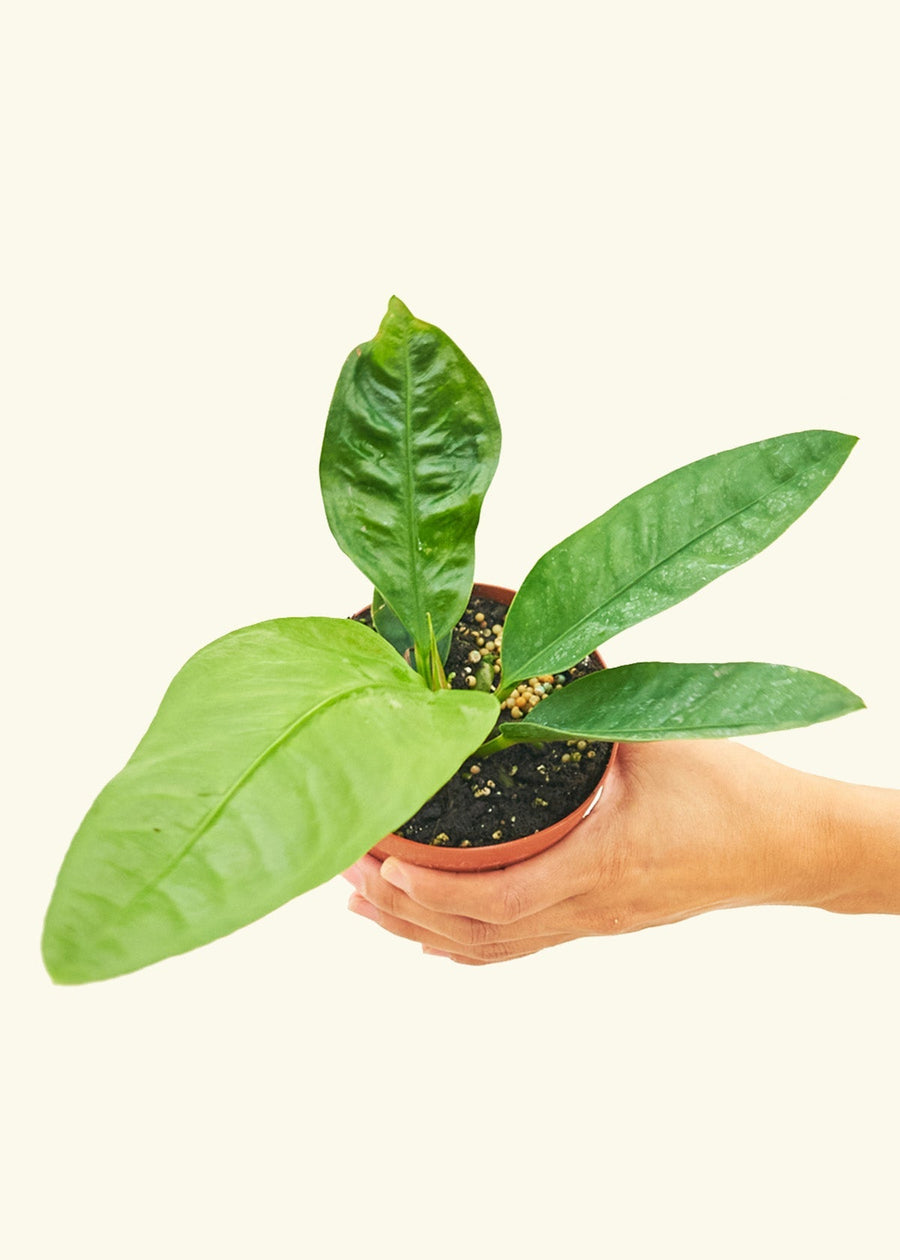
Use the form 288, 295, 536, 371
42, 298, 863, 984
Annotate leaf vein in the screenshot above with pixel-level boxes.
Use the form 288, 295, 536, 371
511, 461, 819, 680
402, 338, 424, 644
120, 680, 412, 913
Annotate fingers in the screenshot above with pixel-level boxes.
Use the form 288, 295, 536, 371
339, 783, 626, 965
374, 820, 599, 926
346, 890, 575, 964
342, 852, 589, 946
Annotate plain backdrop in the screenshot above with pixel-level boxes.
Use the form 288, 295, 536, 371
3, 3, 898, 1257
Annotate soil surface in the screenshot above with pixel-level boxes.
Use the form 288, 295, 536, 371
354, 594, 612, 848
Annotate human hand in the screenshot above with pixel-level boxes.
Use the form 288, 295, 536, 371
342, 739, 841, 965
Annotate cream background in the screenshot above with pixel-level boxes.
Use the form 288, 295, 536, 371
3, 3, 898, 1256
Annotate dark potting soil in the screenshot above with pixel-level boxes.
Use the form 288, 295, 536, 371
353, 594, 613, 849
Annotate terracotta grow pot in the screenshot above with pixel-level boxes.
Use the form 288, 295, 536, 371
368, 583, 619, 873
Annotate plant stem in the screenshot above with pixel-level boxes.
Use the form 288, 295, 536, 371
424, 612, 449, 690
413, 641, 429, 685
473, 733, 516, 760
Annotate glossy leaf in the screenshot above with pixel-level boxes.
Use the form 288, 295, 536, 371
499, 660, 864, 743
500, 430, 856, 687
320, 297, 501, 658
42, 618, 498, 984
372, 588, 450, 669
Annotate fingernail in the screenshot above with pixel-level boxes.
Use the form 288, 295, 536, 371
422, 947, 452, 959
380, 859, 409, 893
348, 893, 377, 921
341, 862, 365, 892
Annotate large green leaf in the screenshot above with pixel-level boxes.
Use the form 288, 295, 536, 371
43, 618, 498, 984
320, 297, 501, 657
498, 660, 864, 743
500, 430, 856, 687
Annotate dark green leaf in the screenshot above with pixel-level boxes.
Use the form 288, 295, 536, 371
501, 430, 856, 686
372, 589, 451, 670
320, 297, 501, 656
43, 618, 498, 984
372, 588, 414, 658
500, 660, 864, 743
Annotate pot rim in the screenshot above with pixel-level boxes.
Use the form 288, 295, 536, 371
367, 582, 618, 872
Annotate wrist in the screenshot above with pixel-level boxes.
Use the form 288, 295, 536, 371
766, 768, 900, 914
812, 778, 900, 914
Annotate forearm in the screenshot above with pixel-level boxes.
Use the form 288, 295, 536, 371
801, 775, 900, 915
575, 742, 900, 923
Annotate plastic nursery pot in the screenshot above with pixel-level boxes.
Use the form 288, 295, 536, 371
368, 583, 619, 874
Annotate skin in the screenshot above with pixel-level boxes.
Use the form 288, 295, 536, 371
342, 740, 900, 966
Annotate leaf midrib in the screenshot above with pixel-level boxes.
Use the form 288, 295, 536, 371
507, 460, 820, 682
402, 338, 424, 644
507, 715, 840, 739
120, 679, 413, 915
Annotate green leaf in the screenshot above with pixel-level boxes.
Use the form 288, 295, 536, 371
499, 660, 864, 743
500, 430, 857, 686
372, 588, 450, 669
42, 618, 498, 984
320, 297, 501, 656
372, 588, 414, 658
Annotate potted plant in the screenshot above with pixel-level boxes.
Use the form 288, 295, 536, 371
363, 579, 620, 874
42, 298, 863, 984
